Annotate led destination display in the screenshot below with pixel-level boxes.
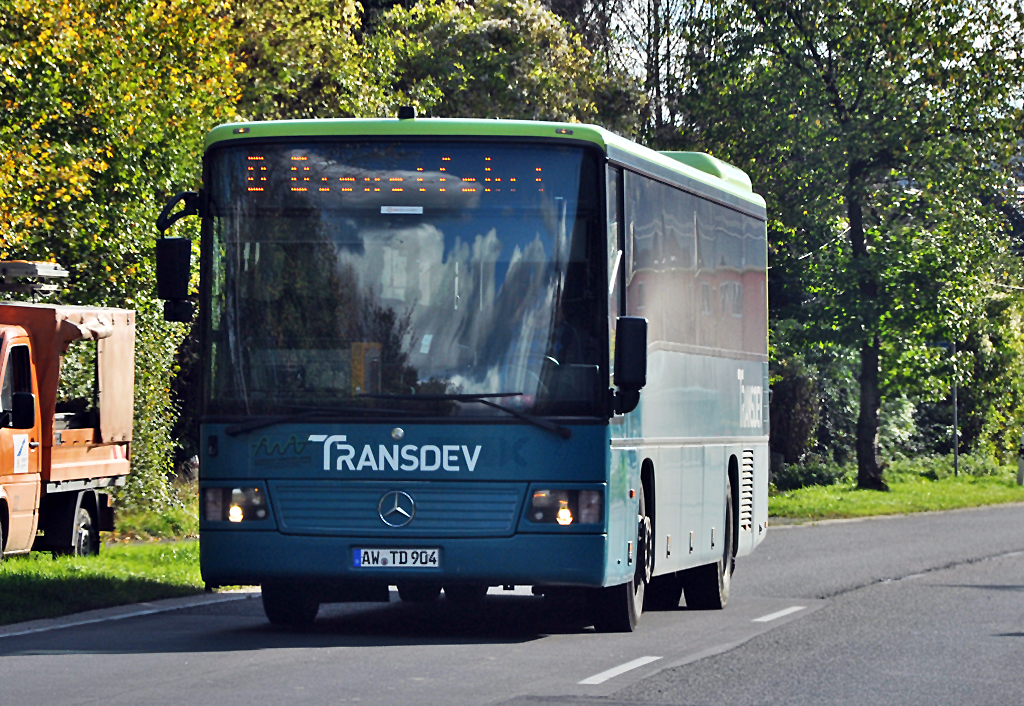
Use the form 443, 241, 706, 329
240, 147, 549, 210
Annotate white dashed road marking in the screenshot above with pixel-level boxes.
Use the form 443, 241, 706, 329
752, 605, 805, 623
578, 656, 662, 685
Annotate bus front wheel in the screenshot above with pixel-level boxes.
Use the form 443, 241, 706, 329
681, 478, 734, 610
592, 485, 651, 632
261, 581, 320, 627
398, 583, 442, 602
444, 584, 488, 603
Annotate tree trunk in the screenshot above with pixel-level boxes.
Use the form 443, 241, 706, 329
856, 335, 887, 490
848, 190, 887, 491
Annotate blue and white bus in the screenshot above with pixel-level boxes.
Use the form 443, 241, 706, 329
156, 116, 769, 632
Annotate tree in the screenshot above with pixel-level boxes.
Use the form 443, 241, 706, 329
672, 0, 1024, 488
0, 0, 240, 504
367, 0, 644, 133
231, 0, 383, 119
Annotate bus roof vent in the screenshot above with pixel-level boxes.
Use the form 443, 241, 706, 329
660, 152, 752, 193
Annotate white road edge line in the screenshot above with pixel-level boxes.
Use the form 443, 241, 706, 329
0, 591, 259, 640
579, 656, 662, 685
752, 605, 805, 623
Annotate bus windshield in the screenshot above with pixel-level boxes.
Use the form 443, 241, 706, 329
204, 140, 605, 418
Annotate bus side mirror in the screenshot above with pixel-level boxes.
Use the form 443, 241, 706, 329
156, 237, 194, 322
11, 392, 35, 429
614, 316, 647, 414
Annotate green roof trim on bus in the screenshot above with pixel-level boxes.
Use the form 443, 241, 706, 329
204, 118, 765, 209
659, 152, 753, 193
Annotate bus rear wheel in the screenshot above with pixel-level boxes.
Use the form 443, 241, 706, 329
592, 485, 651, 632
681, 478, 733, 610
261, 582, 320, 627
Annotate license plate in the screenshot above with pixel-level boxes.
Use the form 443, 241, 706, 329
353, 548, 440, 568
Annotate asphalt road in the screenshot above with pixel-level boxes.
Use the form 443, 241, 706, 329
2, 503, 1022, 706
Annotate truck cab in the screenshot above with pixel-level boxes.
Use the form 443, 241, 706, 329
0, 295, 134, 559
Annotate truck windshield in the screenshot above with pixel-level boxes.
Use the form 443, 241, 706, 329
203, 140, 605, 418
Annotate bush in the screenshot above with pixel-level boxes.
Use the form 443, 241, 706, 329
772, 455, 852, 491
886, 453, 1006, 480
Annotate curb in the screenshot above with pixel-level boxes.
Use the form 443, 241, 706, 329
0, 587, 261, 640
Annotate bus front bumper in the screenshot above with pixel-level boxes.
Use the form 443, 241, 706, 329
201, 530, 609, 588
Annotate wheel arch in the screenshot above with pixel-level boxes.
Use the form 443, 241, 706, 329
640, 457, 655, 559
0, 495, 8, 553
728, 453, 739, 559
77, 489, 100, 528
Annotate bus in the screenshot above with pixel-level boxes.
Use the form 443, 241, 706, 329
155, 115, 769, 632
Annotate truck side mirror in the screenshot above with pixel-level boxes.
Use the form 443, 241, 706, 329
613, 316, 647, 414
11, 392, 35, 429
156, 237, 194, 322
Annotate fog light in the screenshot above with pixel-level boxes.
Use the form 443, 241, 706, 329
203, 487, 268, 522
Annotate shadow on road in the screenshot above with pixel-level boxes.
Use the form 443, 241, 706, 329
0, 590, 676, 655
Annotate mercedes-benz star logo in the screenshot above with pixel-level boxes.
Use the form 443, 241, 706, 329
378, 490, 416, 528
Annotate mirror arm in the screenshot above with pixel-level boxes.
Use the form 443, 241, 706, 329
156, 189, 205, 234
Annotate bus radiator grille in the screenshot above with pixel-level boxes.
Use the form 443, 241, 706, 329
269, 481, 522, 537
740, 450, 754, 531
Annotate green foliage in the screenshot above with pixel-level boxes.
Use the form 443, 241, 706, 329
0, 0, 240, 507
0, 542, 203, 625
233, 0, 382, 119
886, 454, 1004, 480
769, 354, 820, 464
771, 454, 1024, 520
672, 0, 1024, 485
109, 481, 199, 541
772, 455, 852, 492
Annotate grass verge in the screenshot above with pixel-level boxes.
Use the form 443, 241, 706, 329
770, 456, 1024, 521
0, 541, 203, 626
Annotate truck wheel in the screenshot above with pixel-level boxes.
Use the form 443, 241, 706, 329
72, 507, 98, 557
261, 582, 320, 627
681, 478, 734, 610
0, 519, 4, 562
592, 485, 651, 632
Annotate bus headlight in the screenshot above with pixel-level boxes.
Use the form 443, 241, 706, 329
529, 489, 602, 525
203, 487, 268, 522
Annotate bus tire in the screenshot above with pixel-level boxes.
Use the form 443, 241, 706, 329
398, 583, 442, 603
261, 582, 320, 627
592, 485, 650, 632
681, 478, 733, 610
444, 584, 488, 603
644, 572, 683, 611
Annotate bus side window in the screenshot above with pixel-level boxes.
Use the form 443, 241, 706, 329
607, 166, 623, 377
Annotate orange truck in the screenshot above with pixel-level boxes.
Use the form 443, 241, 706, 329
0, 261, 134, 559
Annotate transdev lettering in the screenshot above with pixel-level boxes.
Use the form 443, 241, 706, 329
307, 435, 482, 472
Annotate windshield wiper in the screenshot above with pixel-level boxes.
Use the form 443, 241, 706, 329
224, 405, 419, 436
358, 392, 572, 440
